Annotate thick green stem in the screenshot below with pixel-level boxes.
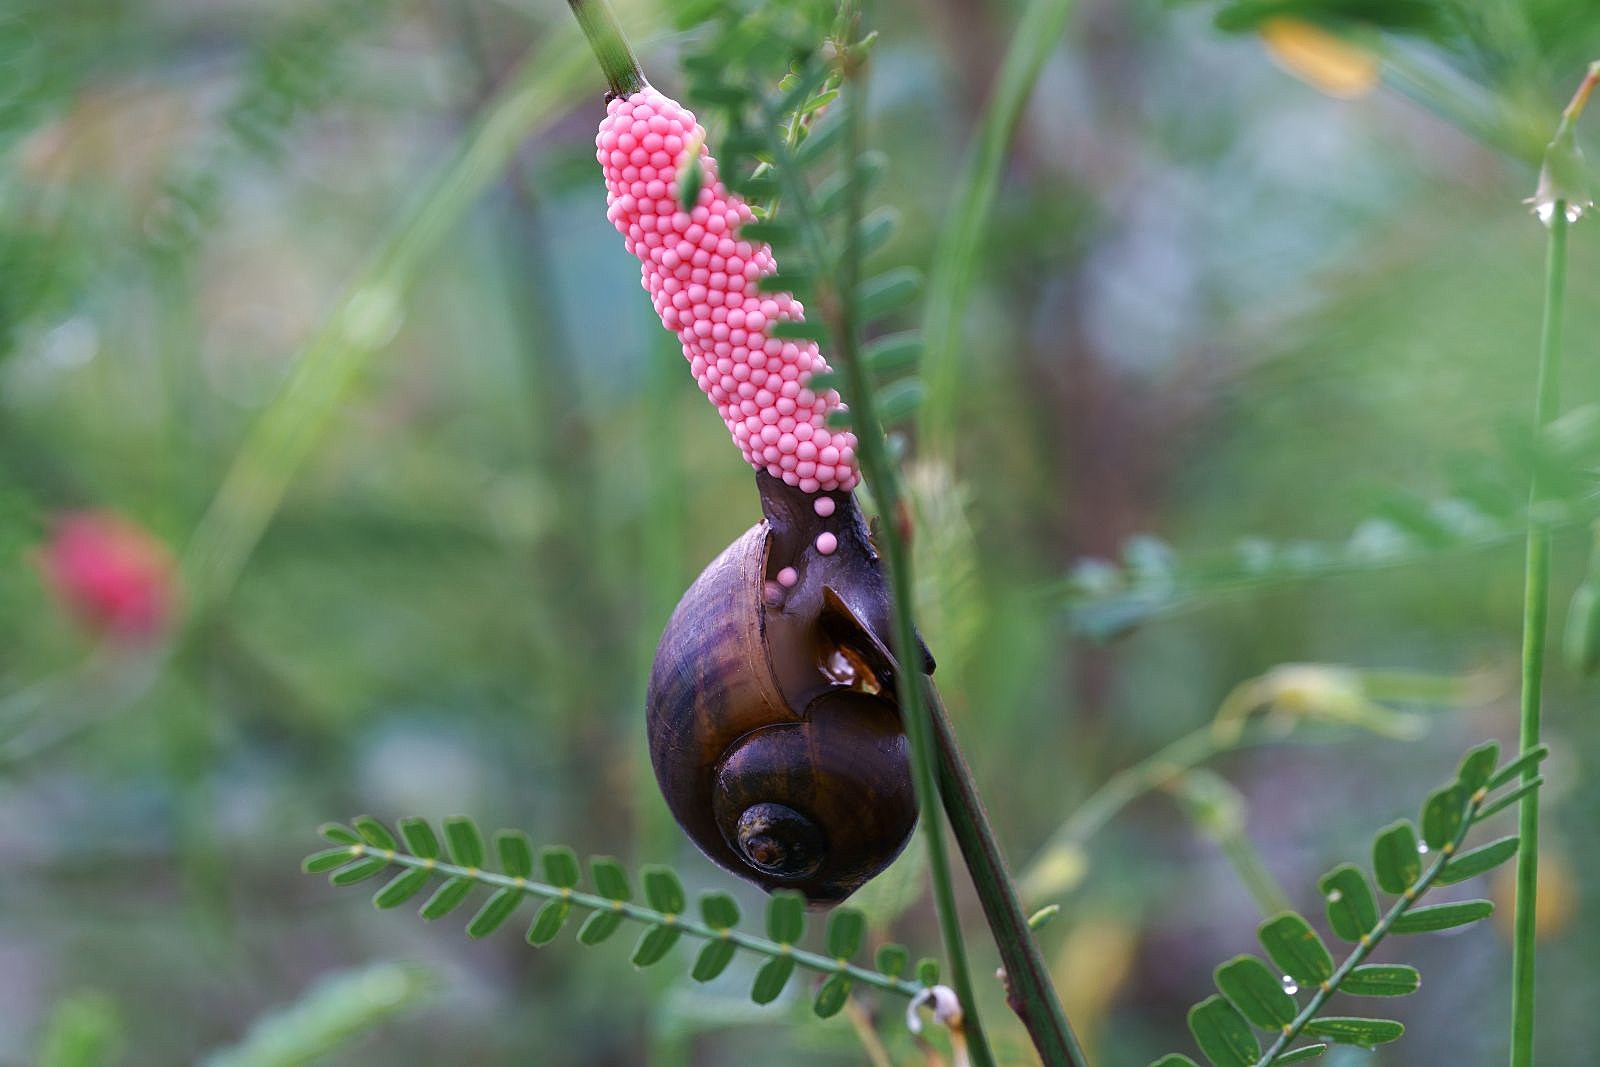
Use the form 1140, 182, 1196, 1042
926, 686, 1090, 1066
758, 29, 1083, 1067
824, 37, 996, 1067
1510, 203, 1568, 1067
565, 0, 647, 98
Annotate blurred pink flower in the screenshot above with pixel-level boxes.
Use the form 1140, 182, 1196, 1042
36, 511, 180, 643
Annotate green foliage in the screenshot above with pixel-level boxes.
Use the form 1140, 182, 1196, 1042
1059, 410, 1600, 638
149, 0, 395, 258
1148, 743, 1542, 1066
35, 992, 123, 1067
200, 963, 436, 1067
673, 0, 927, 432
304, 815, 929, 1014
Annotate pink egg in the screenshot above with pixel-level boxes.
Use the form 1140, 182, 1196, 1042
815, 532, 837, 555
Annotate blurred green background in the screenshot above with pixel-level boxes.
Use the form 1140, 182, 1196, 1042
3, 0, 1598, 1063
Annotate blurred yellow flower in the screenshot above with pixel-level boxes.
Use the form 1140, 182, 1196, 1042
1259, 18, 1379, 100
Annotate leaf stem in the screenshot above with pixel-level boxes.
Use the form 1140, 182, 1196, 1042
1511, 199, 1568, 1067
1255, 785, 1494, 1065
336, 846, 924, 998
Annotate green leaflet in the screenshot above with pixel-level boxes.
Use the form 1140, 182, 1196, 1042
398, 818, 440, 860
767, 891, 805, 944
318, 823, 362, 846
540, 846, 580, 888
1187, 995, 1258, 1067
352, 815, 397, 851
751, 956, 795, 1004
495, 831, 534, 878
466, 888, 522, 939
526, 899, 569, 946
699, 891, 740, 930
1318, 865, 1379, 942
1456, 741, 1500, 793
691, 938, 737, 982
1420, 783, 1467, 851
630, 924, 682, 968
1436, 836, 1519, 885
641, 866, 686, 914
813, 974, 851, 1018
1258, 913, 1334, 985
1391, 900, 1494, 933
591, 857, 631, 902
1302, 1017, 1404, 1045
825, 908, 866, 961
303, 847, 359, 874
1485, 744, 1550, 792
859, 267, 921, 319
443, 817, 484, 869
1340, 965, 1420, 997
1214, 955, 1297, 1029
329, 858, 388, 887
1371, 820, 1422, 894
1475, 778, 1544, 822
372, 868, 431, 909
418, 877, 472, 920
577, 908, 625, 946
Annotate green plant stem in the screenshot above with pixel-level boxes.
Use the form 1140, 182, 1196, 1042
1020, 723, 1237, 902
330, 845, 923, 998
1255, 785, 1493, 1065
1510, 201, 1568, 1067
1212, 823, 1294, 919
925, 684, 1089, 1066
564, 0, 647, 98
821, 31, 997, 1067
919, 0, 1078, 460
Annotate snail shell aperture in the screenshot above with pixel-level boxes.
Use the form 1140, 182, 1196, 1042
646, 473, 933, 904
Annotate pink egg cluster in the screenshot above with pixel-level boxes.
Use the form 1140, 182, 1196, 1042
597, 87, 860, 493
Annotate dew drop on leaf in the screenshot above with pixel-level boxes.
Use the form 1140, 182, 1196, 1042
1281, 975, 1299, 996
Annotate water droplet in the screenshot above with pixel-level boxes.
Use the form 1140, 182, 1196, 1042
1417, 842, 1430, 855
1326, 889, 1343, 903
1281, 975, 1299, 996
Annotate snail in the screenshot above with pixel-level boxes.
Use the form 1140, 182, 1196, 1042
647, 474, 934, 904
596, 88, 934, 903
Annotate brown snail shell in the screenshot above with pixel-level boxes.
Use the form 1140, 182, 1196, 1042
646, 473, 933, 904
